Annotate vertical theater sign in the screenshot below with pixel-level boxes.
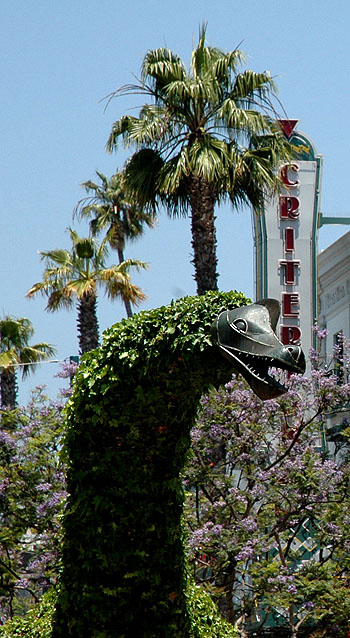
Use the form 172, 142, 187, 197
253, 120, 323, 365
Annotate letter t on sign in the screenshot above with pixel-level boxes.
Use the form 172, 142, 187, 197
279, 260, 300, 285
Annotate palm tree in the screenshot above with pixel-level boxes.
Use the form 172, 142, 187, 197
74, 170, 156, 318
106, 24, 291, 295
0, 317, 56, 409
26, 228, 148, 355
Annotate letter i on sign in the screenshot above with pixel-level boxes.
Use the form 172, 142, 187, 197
285, 227, 295, 252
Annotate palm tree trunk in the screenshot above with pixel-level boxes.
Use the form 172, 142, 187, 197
77, 292, 100, 355
186, 176, 218, 295
117, 247, 133, 319
0, 371, 18, 409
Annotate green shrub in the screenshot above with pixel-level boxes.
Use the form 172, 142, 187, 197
0, 590, 55, 638
187, 581, 238, 638
0, 580, 239, 638
49, 291, 248, 637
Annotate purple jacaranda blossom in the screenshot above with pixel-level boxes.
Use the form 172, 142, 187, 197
37, 491, 67, 518
236, 539, 259, 562
59, 387, 73, 398
36, 483, 52, 492
185, 334, 350, 631
0, 478, 10, 494
0, 429, 16, 450
0, 385, 67, 619
240, 516, 258, 532
312, 324, 329, 340
55, 362, 78, 379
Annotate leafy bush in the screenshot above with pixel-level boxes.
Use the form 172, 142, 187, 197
187, 580, 238, 637
0, 388, 66, 622
0, 589, 55, 638
52, 291, 248, 637
0, 582, 239, 638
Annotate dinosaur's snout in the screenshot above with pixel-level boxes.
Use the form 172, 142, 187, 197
285, 345, 305, 369
274, 344, 306, 375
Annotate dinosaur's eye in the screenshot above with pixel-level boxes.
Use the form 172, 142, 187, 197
232, 319, 248, 333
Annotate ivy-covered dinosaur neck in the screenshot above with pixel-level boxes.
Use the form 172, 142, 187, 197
52, 291, 305, 638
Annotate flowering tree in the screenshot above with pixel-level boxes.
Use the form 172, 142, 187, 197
1, 331, 350, 638
184, 335, 350, 637
0, 386, 66, 623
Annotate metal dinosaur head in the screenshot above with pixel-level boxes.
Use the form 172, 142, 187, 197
211, 299, 306, 400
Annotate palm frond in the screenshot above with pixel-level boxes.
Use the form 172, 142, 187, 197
39, 249, 71, 267
124, 149, 164, 207
191, 23, 210, 79
112, 259, 149, 274
231, 70, 276, 103
0, 317, 34, 343
158, 147, 191, 194
142, 48, 186, 89
188, 136, 228, 182
65, 279, 97, 299
19, 344, 57, 378
129, 105, 173, 146
0, 349, 18, 369
105, 277, 147, 305
218, 104, 273, 140
46, 288, 75, 312
0, 315, 55, 396
74, 237, 95, 260
107, 115, 141, 151
165, 78, 212, 105
26, 281, 52, 299
211, 49, 245, 80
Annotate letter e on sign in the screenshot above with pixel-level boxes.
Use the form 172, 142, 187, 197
282, 292, 300, 317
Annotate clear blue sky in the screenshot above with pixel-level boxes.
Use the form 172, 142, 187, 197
2, 0, 349, 402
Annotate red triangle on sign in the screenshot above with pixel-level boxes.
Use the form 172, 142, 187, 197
278, 119, 299, 139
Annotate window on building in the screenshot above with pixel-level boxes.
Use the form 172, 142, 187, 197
333, 330, 344, 383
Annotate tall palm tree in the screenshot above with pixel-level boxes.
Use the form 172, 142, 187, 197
26, 228, 148, 355
0, 317, 56, 409
106, 24, 291, 295
74, 170, 156, 318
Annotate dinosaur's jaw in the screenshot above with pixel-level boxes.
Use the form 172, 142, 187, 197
217, 344, 305, 400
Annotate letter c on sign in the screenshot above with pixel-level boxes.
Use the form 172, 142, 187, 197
280, 163, 299, 188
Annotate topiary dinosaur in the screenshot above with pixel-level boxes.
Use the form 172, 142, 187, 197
51, 291, 305, 638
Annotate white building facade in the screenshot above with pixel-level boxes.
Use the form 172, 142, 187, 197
318, 231, 350, 353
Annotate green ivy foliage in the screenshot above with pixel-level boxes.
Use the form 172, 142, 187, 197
52, 291, 247, 638
187, 581, 238, 637
0, 590, 56, 638
1, 582, 238, 638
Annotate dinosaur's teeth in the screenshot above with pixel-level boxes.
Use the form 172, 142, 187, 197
268, 367, 289, 387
